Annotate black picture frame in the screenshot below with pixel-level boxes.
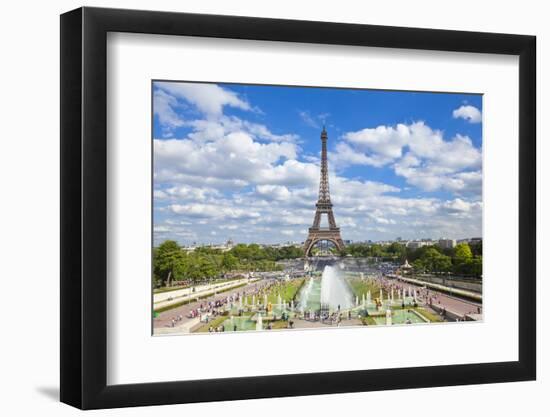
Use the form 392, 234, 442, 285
60, 6, 536, 410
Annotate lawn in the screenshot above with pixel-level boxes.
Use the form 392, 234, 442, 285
194, 315, 228, 333
153, 285, 190, 294
413, 306, 444, 322
361, 316, 377, 326
265, 278, 305, 304
347, 277, 388, 300
270, 320, 291, 330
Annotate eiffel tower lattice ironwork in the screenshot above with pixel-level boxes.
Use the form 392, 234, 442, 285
304, 127, 345, 256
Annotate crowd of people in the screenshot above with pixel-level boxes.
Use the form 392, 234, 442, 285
376, 274, 482, 320
164, 279, 282, 328
160, 271, 482, 332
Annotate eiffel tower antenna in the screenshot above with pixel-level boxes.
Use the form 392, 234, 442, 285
304, 127, 345, 257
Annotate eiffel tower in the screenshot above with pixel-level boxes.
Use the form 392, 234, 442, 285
304, 127, 345, 257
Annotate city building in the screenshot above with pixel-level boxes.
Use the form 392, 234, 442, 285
406, 240, 434, 250
437, 238, 457, 249
181, 239, 235, 253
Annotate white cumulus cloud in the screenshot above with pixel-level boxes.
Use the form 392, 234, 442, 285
452, 105, 482, 123
337, 121, 481, 193
156, 82, 252, 118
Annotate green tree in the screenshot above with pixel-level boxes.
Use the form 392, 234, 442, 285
153, 240, 187, 287
230, 244, 251, 260
387, 242, 406, 260
420, 247, 452, 272
469, 256, 483, 278
469, 241, 483, 257
453, 243, 474, 275
454, 243, 473, 263
413, 247, 451, 274
221, 253, 238, 271
412, 258, 426, 273
370, 244, 384, 258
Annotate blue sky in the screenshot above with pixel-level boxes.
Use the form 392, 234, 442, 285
153, 81, 482, 246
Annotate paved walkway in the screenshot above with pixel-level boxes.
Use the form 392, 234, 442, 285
154, 316, 201, 335
396, 275, 482, 302
381, 276, 483, 318
153, 279, 272, 330
291, 317, 363, 329
153, 278, 254, 310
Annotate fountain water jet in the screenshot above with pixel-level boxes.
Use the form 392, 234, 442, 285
320, 265, 353, 310
256, 314, 263, 331
298, 278, 314, 312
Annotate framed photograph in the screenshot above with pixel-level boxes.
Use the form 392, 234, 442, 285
60, 6, 536, 409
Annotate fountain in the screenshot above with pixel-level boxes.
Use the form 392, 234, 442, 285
367, 290, 371, 305
319, 265, 353, 310
256, 313, 263, 331
386, 309, 392, 326
264, 294, 268, 307
252, 295, 256, 307
298, 278, 314, 312
356, 295, 359, 307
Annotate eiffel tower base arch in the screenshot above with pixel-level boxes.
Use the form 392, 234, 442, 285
304, 229, 345, 257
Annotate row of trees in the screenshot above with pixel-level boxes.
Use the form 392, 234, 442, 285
342, 242, 407, 259
411, 244, 482, 277
153, 241, 304, 288
343, 241, 482, 278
